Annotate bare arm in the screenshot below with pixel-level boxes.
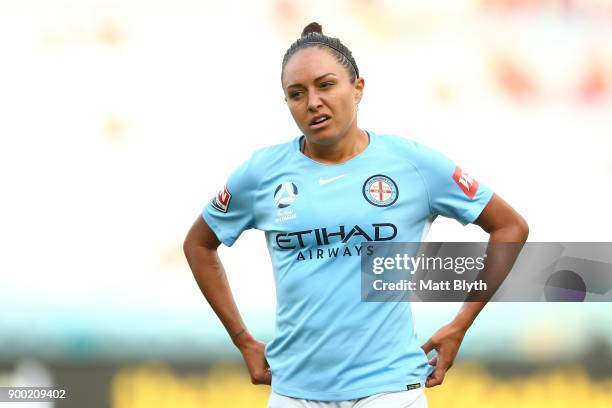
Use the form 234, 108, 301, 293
421, 193, 529, 387
183, 215, 271, 385
454, 192, 529, 329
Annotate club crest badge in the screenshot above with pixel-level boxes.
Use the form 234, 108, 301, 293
363, 175, 399, 207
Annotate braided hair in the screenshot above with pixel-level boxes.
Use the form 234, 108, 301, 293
282, 22, 360, 84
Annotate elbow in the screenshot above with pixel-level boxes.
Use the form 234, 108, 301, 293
183, 238, 192, 260
183, 235, 197, 260
519, 213, 529, 241
513, 215, 530, 242
491, 214, 529, 243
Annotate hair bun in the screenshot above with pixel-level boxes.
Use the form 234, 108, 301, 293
301, 22, 323, 36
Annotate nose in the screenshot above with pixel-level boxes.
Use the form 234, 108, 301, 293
307, 88, 323, 112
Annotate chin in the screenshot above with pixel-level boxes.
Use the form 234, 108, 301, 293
304, 128, 340, 146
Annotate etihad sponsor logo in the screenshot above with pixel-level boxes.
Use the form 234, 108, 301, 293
297, 244, 367, 261
274, 223, 397, 250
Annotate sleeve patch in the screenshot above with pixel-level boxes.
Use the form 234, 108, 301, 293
452, 166, 479, 199
211, 185, 232, 213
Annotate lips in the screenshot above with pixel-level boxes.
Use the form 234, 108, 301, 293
309, 114, 331, 129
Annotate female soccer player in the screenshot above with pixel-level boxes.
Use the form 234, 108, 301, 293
184, 23, 528, 408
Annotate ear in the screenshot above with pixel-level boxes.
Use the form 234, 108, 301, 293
354, 77, 365, 105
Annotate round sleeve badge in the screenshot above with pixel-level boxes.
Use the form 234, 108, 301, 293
363, 175, 399, 207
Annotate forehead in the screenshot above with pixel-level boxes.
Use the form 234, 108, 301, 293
283, 47, 347, 87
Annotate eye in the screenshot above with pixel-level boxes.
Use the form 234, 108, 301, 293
320, 81, 334, 88
289, 91, 303, 99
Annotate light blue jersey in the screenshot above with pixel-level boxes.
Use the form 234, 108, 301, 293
202, 132, 493, 401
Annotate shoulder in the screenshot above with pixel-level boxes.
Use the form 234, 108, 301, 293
228, 138, 296, 187
248, 138, 296, 170
372, 132, 443, 165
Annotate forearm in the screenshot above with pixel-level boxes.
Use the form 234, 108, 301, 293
453, 223, 529, 330
184, 243, 253, 347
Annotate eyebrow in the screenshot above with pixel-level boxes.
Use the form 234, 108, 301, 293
286, 73, 337, 89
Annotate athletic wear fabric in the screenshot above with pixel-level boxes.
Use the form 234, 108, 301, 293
268, 387, 427, 408
203, 131, 493, 401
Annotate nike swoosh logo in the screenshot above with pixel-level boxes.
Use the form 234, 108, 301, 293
319, 175, 346, 185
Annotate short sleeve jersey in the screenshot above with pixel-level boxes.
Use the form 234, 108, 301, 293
202, 132, 493, 401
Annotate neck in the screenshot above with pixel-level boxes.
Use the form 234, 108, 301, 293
303, 126, 368, 164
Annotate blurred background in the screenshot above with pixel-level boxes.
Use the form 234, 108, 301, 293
1, 0, 611, 407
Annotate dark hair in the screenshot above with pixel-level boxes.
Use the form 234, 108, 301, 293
281, 22, 360, 83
